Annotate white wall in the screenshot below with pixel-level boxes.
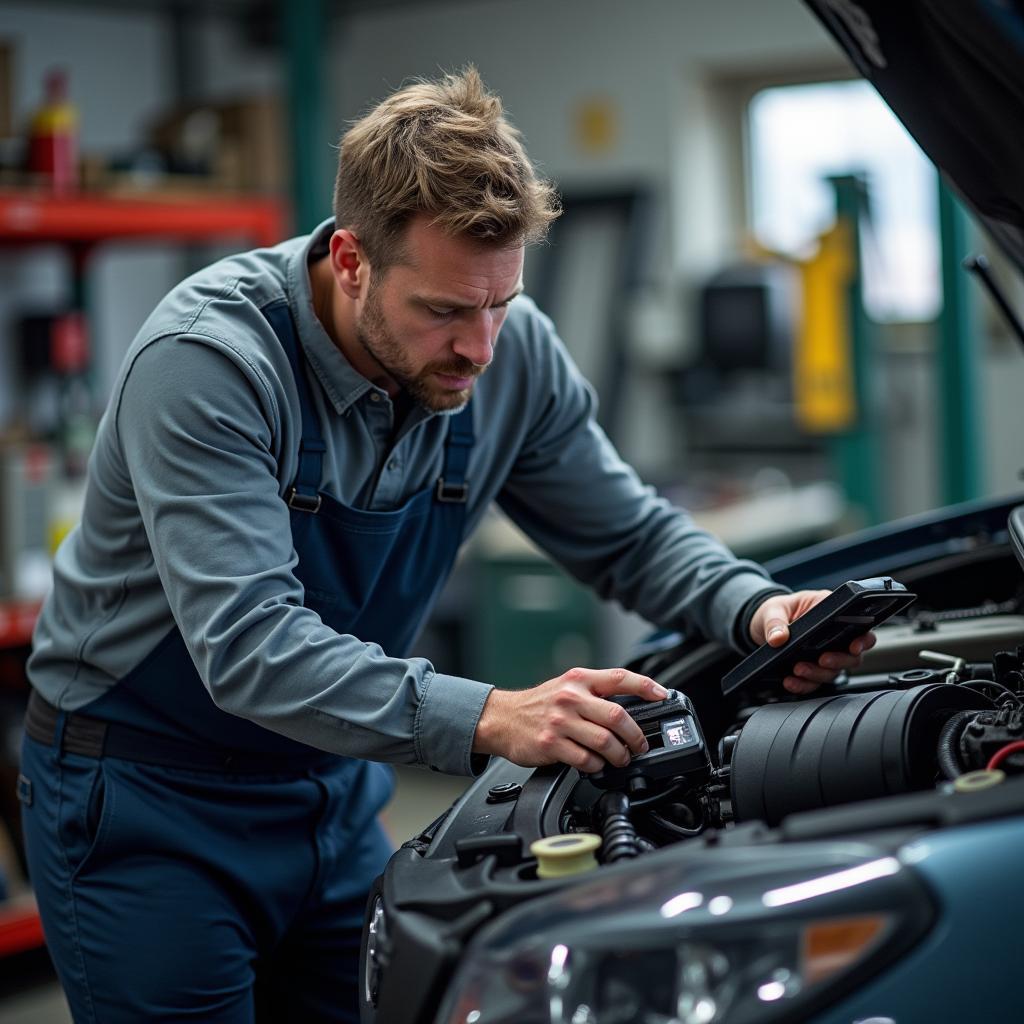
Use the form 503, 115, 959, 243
334, 0, 835, 178
333, 0, 837, 276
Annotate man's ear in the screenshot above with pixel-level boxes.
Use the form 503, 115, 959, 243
329, 229, 369, 300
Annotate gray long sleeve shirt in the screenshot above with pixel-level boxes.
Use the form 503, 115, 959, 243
28, 219, 784, 775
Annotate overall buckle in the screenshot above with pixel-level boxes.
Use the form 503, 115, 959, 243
435, 478, 469, 504
286, 487, 322, 513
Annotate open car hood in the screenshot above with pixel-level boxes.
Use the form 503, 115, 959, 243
805, 0, 1024, 272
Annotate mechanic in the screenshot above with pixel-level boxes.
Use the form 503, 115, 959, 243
18, 67, 873, 1022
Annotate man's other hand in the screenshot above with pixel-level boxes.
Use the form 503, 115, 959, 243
473, 668, 668, 773
750, 590, 878, 695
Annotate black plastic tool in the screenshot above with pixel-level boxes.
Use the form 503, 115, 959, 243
721, 577, 917, 695
583, 689, 710, 790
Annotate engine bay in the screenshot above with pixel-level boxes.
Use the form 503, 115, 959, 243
361, 505, 1024, 1022
546, 560, 1024, 862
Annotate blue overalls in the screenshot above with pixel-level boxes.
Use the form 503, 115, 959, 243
19, 300, 474, 1022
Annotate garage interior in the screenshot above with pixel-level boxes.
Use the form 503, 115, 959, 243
1, 0, 1023, 1020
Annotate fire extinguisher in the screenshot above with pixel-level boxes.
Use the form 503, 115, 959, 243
28, 69, 78, 195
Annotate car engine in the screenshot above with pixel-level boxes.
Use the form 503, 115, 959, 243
361, 500, 1024, 1023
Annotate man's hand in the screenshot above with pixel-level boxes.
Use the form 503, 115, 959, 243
473, 667, 668, 773
750, 590, 878, 695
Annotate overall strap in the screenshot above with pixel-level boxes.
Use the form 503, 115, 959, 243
436, 403, 475, 504
263, 301, 326, 513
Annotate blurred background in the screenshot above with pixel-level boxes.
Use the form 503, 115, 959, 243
0, 0, 1023, 1017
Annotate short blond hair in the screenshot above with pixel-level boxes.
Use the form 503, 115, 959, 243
333, 67, 560, 269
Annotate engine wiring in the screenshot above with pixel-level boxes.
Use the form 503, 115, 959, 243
627, 779, 688, 809
986, 740, 1024, 772
648, 810, 703, 838
958, 679, 1021, 705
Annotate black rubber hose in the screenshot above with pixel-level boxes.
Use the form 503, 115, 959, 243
649, 811, 702, 838
598, 791, 640, 862
937, 710, 977, 780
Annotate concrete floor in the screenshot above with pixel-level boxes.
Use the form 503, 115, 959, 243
0, 765, 472, 1023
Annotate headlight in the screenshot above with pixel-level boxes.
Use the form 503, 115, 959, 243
435, 847, 934, 1024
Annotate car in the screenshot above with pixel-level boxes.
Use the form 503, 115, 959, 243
359, 4, 1024, 1022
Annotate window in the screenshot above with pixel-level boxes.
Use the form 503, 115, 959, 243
748, 80, 939, 322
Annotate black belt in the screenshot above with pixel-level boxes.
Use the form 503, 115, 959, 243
24, 689, 335, 773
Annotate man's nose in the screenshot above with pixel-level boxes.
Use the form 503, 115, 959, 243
452, 310, 495, 367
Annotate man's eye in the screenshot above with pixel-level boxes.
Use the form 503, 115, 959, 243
426, 306, 454, 319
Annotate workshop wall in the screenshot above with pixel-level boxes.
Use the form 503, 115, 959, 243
0, 0, 841, 469
3, 0, 1023, 506
333, 0, 836, 309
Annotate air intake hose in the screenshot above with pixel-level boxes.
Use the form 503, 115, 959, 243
730, 683, 991, 826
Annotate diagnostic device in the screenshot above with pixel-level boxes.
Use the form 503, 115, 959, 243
583, 689, 710, 790
721, 577, 916, 696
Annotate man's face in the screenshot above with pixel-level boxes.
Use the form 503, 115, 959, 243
353, 216, 524, 413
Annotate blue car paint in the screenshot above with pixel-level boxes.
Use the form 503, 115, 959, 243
814, 816, 1024, 1023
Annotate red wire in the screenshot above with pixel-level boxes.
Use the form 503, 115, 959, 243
986, 740, 1024, 772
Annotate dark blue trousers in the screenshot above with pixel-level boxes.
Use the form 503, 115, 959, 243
20, 734, 393, 1022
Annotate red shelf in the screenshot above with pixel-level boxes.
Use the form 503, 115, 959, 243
0, 600, 41, 650
0, 187, 287, 969
0, 190, 287, 247
0, 896, 46, 957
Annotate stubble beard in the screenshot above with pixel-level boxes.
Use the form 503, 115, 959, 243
355, 286, 480, 414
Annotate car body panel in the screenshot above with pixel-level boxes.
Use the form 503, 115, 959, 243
816, 817, 1024, 1023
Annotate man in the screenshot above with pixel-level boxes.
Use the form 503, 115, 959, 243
19, 68, 871, 1022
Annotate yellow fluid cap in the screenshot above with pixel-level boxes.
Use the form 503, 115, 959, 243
530, 833, 602, 879
953, 769, 1006, 793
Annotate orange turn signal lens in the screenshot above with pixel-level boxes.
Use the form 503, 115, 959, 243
802, 914, 889, 987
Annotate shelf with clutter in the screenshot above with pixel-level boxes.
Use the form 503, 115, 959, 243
0, 189, 286, 247
2, 55, 289, 238
0, 53, 293, 964
0, 55, 291, 599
